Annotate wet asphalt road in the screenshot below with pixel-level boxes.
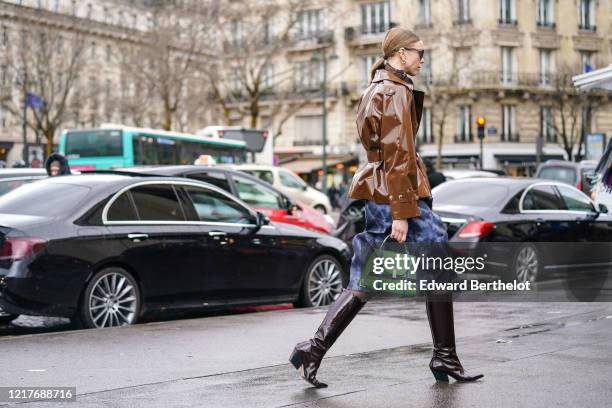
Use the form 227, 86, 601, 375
1, 299, 611, 407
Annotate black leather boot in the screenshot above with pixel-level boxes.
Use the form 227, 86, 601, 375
289, 289, 366, 388
426, 292, 484, 382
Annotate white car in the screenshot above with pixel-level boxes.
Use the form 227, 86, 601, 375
440, 169, 500, 180
590, 143, 612, 213
230, 164, 333, 214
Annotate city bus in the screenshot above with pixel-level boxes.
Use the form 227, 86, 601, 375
59, 126, 247, 170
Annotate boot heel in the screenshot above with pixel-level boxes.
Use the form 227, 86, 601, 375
289, 349, 302, 370
431, 369, 449, 382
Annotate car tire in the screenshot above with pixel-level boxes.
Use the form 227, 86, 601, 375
296, 255, 346, 308
78, 267, 141, 329
0, 313, 19, 325
510, 244, 541, 283
314, 204, 327, 214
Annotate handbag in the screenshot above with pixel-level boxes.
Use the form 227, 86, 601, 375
359, 234, 417, 297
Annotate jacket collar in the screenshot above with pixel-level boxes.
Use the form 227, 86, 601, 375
371, 68, 414, 89
371, 69, 425, 133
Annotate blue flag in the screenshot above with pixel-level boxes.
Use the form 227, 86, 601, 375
26, 92, 46, 109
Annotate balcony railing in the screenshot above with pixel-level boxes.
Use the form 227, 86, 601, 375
454, 134, 474, 143
345, 22, 396, 44
498, 18, 518, 26
290, 30, 334, 49
536, 21, 556, 28
415, 22, 433, 30
578, 24, 596, 32
500, 133, 520, 142
453, 18, 472, 26
293, 139, 322, 147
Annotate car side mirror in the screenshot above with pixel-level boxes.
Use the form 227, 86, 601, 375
256, 211, 270, 226
599, 203, 609, 214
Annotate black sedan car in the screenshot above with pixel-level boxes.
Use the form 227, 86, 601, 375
432, 178, 612, 282
0, 175, 350, 329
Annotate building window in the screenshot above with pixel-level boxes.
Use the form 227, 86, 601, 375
456, 105, 472, 142
498, 0, 516, 25
71, 0, 77, 15
502, 105, 517, 142
579, 0, 595, 31
361, 1, 390, 35
501, 46, 515, 84
230, 19, 243, 47
86, 3, 92, 19
422, 50, 433, 84
295, 60, 323, 91
1, 26, 8, 47
103, 6, 109, 23
539, 49, 553, 86
457, 0, 470, 23
90, 41, 96, 58
540, 107, 555, 143
294, 115, 323, 146
580, 51, 594, 73
262, 64, 274, 89
417, 107, 433, 144
106, 44, 112, 61
418, 0, 432, 26
0, 106, 5, 129
537, 0, 554, 27
297, 9, 325, 40
361, 55, 378, 87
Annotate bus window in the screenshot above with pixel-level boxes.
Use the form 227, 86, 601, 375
65, 130, 123, 157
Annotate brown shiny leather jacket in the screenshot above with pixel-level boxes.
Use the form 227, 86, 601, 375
347, 68, 432, 220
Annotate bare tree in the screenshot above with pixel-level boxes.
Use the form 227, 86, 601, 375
118, 1, 213, 131
1, 26, 86, 157
209, 0, 338, 129
549, 63, 595, 161
416, 0, 478, 169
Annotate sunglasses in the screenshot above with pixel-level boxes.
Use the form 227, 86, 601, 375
402, 47, 425, 59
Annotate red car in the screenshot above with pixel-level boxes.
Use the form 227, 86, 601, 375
116, 166, 335, 233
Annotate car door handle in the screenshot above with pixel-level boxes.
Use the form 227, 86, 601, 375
128, 233, 148, 242
208, 231, 227, 237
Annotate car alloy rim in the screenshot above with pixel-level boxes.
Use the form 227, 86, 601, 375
89, 273, 137, 328
516, 246, 538, 283
308, 259, 343, 306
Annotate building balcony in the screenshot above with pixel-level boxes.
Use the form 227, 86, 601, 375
454, 134, 474, 143
344, 22, 396, 46
536, 21, 556, 29
498, 18, 518, 26
578, 24, 596, 32
288, 30, 334, 52
414, 22, 434, 30
453, 18, 472, 26
500, 133, 520, 142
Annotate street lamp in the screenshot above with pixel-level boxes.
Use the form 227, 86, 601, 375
311, 40, 337, 194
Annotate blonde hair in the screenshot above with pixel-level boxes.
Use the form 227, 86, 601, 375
369, 27, 421, 81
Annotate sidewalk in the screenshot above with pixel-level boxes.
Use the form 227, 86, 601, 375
4, 303, 611, 408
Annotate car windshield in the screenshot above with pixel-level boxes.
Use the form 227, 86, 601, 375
0, 182, 90, 217
433, 181, 509, 207
538, 166, 577, 185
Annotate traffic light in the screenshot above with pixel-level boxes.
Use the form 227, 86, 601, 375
476, 116, 486, 139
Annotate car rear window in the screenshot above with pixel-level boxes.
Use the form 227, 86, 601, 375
0, 182, 90, 217
432, 181, 509, 207
538, 166, 577, 185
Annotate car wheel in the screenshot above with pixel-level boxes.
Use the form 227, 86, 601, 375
78, 267, 141, 329
0, 313, 19, 325
314, 204, 327, 214
297, 255, 345, 308
511, 244, 541, 283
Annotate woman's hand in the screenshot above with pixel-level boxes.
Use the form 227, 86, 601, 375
391, 220, 408, 243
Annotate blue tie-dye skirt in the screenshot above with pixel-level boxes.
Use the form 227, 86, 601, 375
347, 197, 457, 293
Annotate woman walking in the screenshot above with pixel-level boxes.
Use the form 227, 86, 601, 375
289, 27, 483, 388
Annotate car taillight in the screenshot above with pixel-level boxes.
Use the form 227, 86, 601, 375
0, 238, 47, 261
458, 221, 495, 239
576, 181, 583, 191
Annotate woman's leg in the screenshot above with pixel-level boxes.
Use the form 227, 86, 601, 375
289, 288, 367, 388
425, 291, 484, 382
